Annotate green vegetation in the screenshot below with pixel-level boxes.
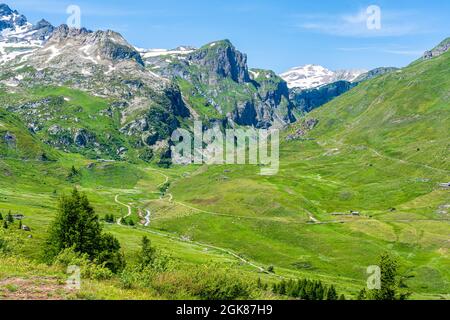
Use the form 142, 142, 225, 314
0, 43, 448, 300
45, 189, 125, 273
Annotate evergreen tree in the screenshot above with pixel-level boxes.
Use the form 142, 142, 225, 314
357, 288, 367, 300
339, 294, 346, 300
3, 221, 8, 229
326, 285, 338, 300
67, 166, 81, 181
256, 277, 263, 289
96, 233, 126, 273
45, 189, 125, 272
372, 252, 400, 300
0, 212, 3, 220
137, 236, 156, 269
6, 212, 13, 223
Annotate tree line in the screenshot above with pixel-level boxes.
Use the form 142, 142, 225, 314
270, 278, 344, 300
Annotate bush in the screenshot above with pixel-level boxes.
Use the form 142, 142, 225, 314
150, 265, 253, 300
0, 237, 10, 254
0, 229, 23, 255
53, 247, 113, 281
119, 237, 173, 289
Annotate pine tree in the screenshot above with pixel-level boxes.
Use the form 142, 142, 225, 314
3, 221, 8, 229
256, 277, 263, 289
67, 165, 81, 181
326, 285, 338, 300
357, 288, 367, 300
6, 211, 13, 223
339, 294, 346, 300
278, 280, 286, 295
372, 252, 400, 300
45, 188, 125, 273
137, 236, 157, 270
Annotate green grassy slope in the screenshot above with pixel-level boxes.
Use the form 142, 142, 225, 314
151, 50, 450, 298
304, 50, 449, 169
0, 44, 448, 300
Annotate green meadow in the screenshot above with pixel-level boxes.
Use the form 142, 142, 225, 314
0, 49, 449, 300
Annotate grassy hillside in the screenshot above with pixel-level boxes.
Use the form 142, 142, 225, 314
148, 50, 450, 298
0, 45, 448, 300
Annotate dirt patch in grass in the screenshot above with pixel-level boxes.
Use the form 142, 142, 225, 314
0, 277, 73, 300
190, 196, 221, 205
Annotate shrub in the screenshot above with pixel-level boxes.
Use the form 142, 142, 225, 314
53, 247, 113, 280
151, 264, 253, 300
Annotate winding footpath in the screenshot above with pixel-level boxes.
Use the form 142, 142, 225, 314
113, 171, 268, 274
114, 195, 132, 225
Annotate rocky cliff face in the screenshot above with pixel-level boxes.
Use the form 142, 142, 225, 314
291, 81, 357, 113
423, 38, 450, 60
186, 40, 250, 85
353, 67, 399, 83
144, 40, 295, 128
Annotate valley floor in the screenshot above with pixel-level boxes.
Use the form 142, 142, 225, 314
1, 134, 449, 300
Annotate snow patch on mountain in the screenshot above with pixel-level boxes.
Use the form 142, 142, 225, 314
0, 4, 54, 65
280, 64, 366, 90
137, 46, 196, 59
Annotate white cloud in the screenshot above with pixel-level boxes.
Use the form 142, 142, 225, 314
337, 47, 425, 57
293, 8, 428, 38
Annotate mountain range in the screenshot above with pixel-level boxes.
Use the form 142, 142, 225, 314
279, 64, 366, 90
0, 2, 449, 300
1, 3, 448, 160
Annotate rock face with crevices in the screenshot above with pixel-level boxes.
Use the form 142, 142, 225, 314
423, 38, 450, 60
147, 40, 296, 128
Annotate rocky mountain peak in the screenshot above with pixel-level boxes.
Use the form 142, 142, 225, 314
0, 3, 28, 31
187, 39, 250, 84
49, 24, 91, 41
0, 5, 55, 65
42, 25, 144, 67
280, 64, 366, 90
0, 3, 13, 15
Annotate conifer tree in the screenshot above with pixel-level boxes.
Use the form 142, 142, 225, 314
357, 288, 367, 300
137, 236, 156, 269
6, 211, 13, 223
45, 188, 125, 272
326, 285, 338, 300
372, 252, 402, 300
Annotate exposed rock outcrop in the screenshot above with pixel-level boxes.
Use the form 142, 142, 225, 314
423, 38, 450, 60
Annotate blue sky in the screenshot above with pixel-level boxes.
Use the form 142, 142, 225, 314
6, 0, 450, 72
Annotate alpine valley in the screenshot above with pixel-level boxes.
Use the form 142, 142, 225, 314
0, 3, 449, 300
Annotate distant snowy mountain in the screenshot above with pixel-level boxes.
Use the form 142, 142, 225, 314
0, 4, 53, 64
280, 64, 366, 90
137, 46, 196, 59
